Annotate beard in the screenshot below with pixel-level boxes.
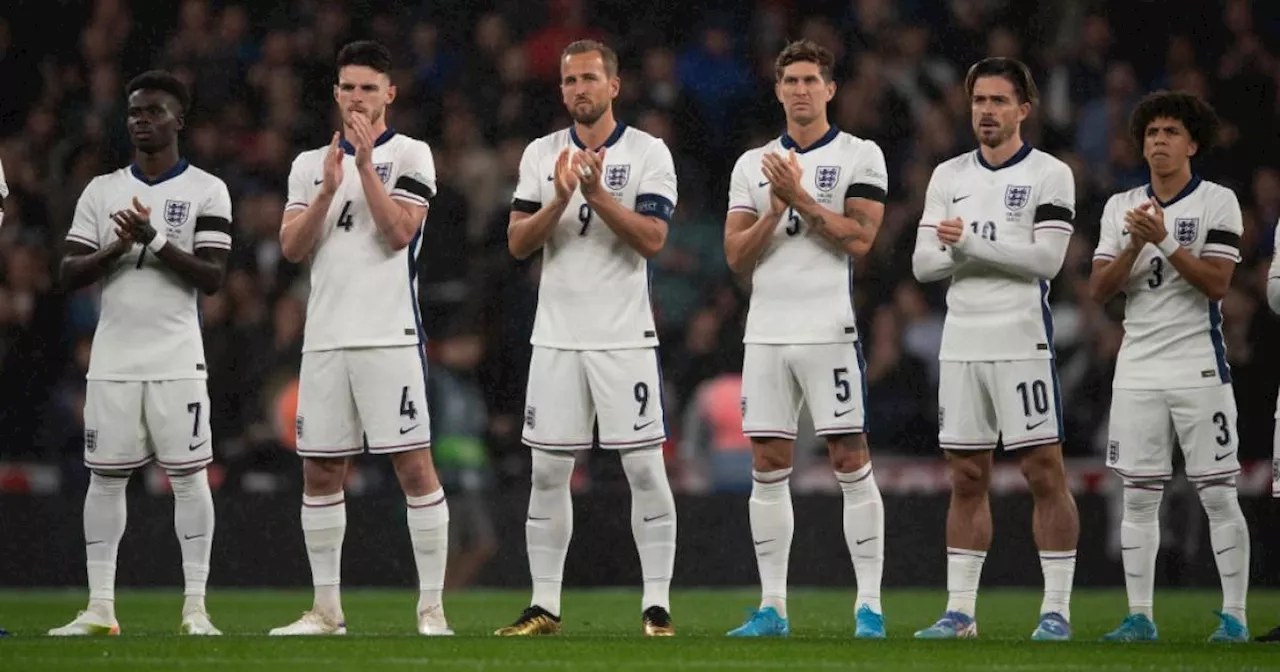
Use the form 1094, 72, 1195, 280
976, 121, 1014, 148
570, 100, 608, 126
346, 106, 383, 127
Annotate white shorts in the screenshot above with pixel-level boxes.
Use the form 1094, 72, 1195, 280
1106, 386, 1240, 482
1272, 413, 1279, 498
296, 346, 432, 457
938, 359, 1063, 451
522, 347, 665, 451
83, 379, 213, 472
741, 342, 867, 439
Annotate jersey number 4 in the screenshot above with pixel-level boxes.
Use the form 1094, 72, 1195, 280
336, 201, 355, 231
399, 386, 418, 420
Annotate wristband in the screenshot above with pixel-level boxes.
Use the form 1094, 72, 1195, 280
1156, 235, 1179, 257
147, 234, 168, 253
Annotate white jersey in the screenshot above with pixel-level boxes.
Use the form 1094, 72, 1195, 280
66, 161, 233, 381
924, 146, 1075, 361
728, 127, 888, 344
0, 158, 8, 228
512, 123, 678, 349
1094, 177, 1242, 389
285, 130, 436, 353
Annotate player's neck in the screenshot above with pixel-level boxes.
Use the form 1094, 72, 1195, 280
978, 134, 1025, 168
1149, 164, 1194, 203
132, 147, 182, 180
784, 118, 831, 150
573, 111, 618, 150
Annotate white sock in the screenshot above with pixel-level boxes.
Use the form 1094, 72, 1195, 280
301, 492, 346, 619
85, 472, 130, 618
527, 450, 575, 617
945, 548, 986, 618
750, 468, 793, 618
1120, 483, 1163, 619
1198, 480, 1249, 625
170, 470, 215, 616
836, 464, 884, 614
1039, 550, 1076, 621
406, 489, 449, 614
621, 447, 677, 612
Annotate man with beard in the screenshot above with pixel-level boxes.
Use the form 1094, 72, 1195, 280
498, 39, 679, 637
271, 40, 452, 637
911, 57, 1080, 641
50, 70, 232, 636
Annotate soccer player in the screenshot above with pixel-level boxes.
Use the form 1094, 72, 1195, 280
1263, 221, 1280, 644
911, 58, 1080, 641
496, 39, 679, 637
49, 70, 231, 636
1090, 91, 1251, 643
721, 39, 888, 639
0, 155, 7, 227
270, 41, 451, 637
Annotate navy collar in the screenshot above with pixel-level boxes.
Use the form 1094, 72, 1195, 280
1146, 174, 1202, 208
339, 128, 397, 155
976, 143, 1033, 171
780, 125, 839, 154
570, 122, 627, 150
130, 158, 190, 185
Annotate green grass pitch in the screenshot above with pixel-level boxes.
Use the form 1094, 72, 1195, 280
0, 589, 1276, 670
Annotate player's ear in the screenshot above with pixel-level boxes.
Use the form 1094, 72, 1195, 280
386, 83, 397, 106
1187, 139, 1199, 158
1018, 101, 1031, 122
609, 74, 620, 100
825, 78, 836, 101
175, 113, 186, 132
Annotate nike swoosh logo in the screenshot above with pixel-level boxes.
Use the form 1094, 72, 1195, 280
528, 516, 550, 521
1216, 545, 1237, 555
1214, 452, 1235, 461
183, 533, 205, 541
758, 181, 769, 187
754, 538, 775, 546
855, 536, 878, 545
952, 195, 970, 203
546, 175, 554, 181
86, 540, 104, 546
1120, 546, 1142, 551
314, 178, 324, 185
834, 408, 855, 418
633, 420, 656, 431
399, 425, 420, 435
188, 439, 208, 451
643, 513, 670, 523
1025, 419, 1048, 431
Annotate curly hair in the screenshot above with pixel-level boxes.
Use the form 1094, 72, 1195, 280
125, 70, 191, 113
1128, 90, 1219, 155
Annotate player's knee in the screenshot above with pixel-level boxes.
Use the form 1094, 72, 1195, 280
90, 469, 132, 480
530, 450, 574, 492
1195, 478, 1241, 521
946, 454, 989, 497
1122, 481, 1164, 523
302, 456, 347, 494
1018, 446, 1066, 497
826, 433, 869, 472
620, 447, 666, 491
750, 438, 793, 472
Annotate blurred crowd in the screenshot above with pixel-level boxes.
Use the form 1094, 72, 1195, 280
0, 0, 1278, 496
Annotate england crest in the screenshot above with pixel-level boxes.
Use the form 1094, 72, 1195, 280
164, 199, 190, 226
604, 164, 630, 190
374, 162, 393, 184
1174, 217, 1199, 246
85, 429, 98, 453
1004, 185, 1031, 211
816, 166, 841, 192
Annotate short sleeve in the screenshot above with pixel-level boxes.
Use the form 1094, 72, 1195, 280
391, 141, 436, 207
0, 158, 8, 200
1033, 161, 1075, 235
635, 140, 678, 222
194, 179, 233, 250
918, 165, 949, 230
727, 153, 756, 215
511, 141, 543, 215
66, 179, 101, 250
845, 141, 888, 203
1093, 195, 1123, 261
285, 154, 315, 213
1201, 188, 1243, 262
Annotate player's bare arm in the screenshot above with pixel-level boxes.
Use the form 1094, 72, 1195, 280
723, 208, 784, 274
113, 196, 229, 295
349, 112, 424, 250
280, 132, 343, 262
1268, 226, 1280, 313
508, 148, 576, 260
575, 148, 667, 258
1126, 200, 1233, 300
1088, 225, 1145, 303
764, 151, 882, 258
60, 234, 134, 291
938, 215, 1070, 281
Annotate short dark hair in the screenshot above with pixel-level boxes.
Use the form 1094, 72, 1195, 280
1128, 90, 1219, 155
336, 40, 393, 74
125, 70, 191, 113
965, 57, 1038, 106
562, 39, 618, 78
774, 39, 834, 82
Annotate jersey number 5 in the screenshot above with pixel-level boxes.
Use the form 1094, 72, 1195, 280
785, 208, 801, 236
336, 200, 355, 231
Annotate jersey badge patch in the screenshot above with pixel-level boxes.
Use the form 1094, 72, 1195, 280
1004, 185, 1031, 211
816, 166, 841, 192
374, 162, 393, 184
1174, 217, 1199, 246
164, 199, 190, 226
604, 164, 630, 190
